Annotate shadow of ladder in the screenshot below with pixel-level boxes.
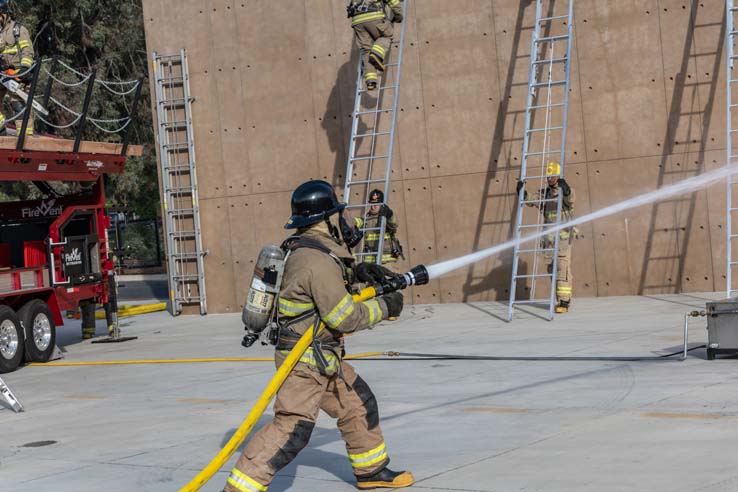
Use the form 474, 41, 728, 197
638, 3, 725, 295
462, 0, 536, 302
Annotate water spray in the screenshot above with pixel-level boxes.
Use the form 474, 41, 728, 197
422, 164, 738, 280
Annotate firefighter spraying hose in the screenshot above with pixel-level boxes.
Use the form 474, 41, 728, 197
183, 166, 738, 491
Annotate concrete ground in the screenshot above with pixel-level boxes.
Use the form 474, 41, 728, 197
1, 292, 737, 492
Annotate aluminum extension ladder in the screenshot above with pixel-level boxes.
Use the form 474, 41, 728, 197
728, 0, 738, 297
0, 376, 23, 413
153, 49, 207, 315
508, 0, 574, 321
342, 1, 408, 264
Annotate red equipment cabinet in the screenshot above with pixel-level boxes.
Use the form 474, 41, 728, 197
0, 137, 141, 373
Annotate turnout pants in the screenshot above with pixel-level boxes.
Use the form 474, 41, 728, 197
545, 239, 573, 304
353, 18, 394, 86
224, 353, 389, 492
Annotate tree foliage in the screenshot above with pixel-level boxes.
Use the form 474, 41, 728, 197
3, 0, 158, 218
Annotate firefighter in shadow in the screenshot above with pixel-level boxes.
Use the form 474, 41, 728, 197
225, 180, 413, 492
354, 189, 403, 273
517, 162, 576, 313
347, 0, 403, 91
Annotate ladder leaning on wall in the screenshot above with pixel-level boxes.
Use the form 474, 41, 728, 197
152, 49, 207, 315
342, 1, 408, 265
508, 0, 575, 321
727, 0, 738, 297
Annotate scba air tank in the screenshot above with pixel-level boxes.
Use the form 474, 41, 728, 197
242, 245, 285, 335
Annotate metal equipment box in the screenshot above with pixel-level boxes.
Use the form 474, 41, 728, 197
706, 298, 738, 360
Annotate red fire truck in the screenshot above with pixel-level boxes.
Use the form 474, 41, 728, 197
0, 137, 142, 373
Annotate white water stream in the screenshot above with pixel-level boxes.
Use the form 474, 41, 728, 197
426, 165, 738, 280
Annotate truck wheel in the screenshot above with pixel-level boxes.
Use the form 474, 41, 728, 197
18, 300, 56, 363
0, 305, 24, 373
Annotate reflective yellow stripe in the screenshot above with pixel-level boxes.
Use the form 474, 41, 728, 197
18, 41, 31, 48
364, 299, 381, 325
365, 233, 392, 241
349, 442, 388, 469
365, 72, 379, 81
352, 11, 386, 25
371, 44, 386, 57
324, 294, 354, 328
0, 114, 6, 125
227, 469, 267, 492
387, 0, 400, 6
278, 298, 315, 317
3, 47, 18, 54
362, 254, 395, 264
279, 347, 340, 375
20, 57, 32, 67
557, 288, 572, 293
354, 217, 364, 227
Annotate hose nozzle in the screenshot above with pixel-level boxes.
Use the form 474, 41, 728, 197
378, 265, 429, 294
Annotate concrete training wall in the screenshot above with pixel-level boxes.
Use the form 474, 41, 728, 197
142, 0, 728, 314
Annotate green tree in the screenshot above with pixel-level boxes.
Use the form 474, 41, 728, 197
6, 0, 159, 218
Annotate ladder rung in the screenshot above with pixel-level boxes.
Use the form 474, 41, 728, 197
527, 126, 564, 133
165, 165, 192, 172
173, 253, 202, 259
173, 274, 200, 280
169, 208, 195, 215
516, 248, 556, 254
518, 223, 555, 229
539, 15, 569, 22
355, 109, 393, 116
531, 80, 567, 88
162, 120, 187, 128
354, 131, 392, 139
347, 178, 388, 185
525, 149, 562, 157
360, 85, 398, 94
511, 299, 554, 305
535, 34, 569, 43
350, 155, 390, 162
171, 231, 196, 237
521, 198, 558, 204
532, 57, 567, 65
167, 188, 193, 195
528, 103, 565, 111
523, 174, 558, 180
160, 98, 187, 106
163, 142, 189, 149
515, 274, 553, 279
159, 77, 184, 84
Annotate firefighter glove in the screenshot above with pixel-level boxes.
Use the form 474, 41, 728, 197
516, 180, 527, 199
382, 291, 404, 319
558, 178, 571, 196
379, 205, 394, 219
355, 262, 395, 284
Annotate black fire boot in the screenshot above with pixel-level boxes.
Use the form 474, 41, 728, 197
356, 467, 414, 489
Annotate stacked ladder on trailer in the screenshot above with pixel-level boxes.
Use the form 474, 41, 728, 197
153, 49, 207, 315
0, 376, 23, 412
728, 0, 738, 297
343, 1, 408, 264
508, 0, 574, 321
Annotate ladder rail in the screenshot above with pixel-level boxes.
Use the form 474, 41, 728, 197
0, 376, 23, 412
728, 0, 736, 297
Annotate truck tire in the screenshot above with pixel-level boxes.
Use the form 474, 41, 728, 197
0, 305, 24, 373
18, 299, 56, 363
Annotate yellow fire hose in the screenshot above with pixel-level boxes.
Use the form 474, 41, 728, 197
179, 286, 378, 492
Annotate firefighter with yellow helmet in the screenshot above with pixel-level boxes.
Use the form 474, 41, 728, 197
517, 162, 576, 313
347, 0, 404, 91
225, 180, 413, 492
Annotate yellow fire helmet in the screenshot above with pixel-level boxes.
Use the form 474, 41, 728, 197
546, 161, 561, 176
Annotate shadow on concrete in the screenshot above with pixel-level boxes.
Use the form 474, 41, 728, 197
463, 0, 535, 303
639, 1, 725, 294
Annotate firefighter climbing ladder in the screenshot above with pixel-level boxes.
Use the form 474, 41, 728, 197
153, 50, 207, 315
343, 2, 408, 264
0, 376, 23, 413
728, 0, 738, 297
508, 0, 574, 321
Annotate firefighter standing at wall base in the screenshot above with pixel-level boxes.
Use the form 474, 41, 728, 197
0, 0, 34, 136
354, 189, 402, 271
224, 180, 413, 492
517, 162, 576, 313
348, 0, 403, 91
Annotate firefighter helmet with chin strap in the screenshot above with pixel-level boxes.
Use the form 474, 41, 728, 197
285, 180, 346, 229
